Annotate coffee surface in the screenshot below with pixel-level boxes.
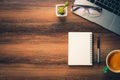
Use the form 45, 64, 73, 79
108, 51, 120, 71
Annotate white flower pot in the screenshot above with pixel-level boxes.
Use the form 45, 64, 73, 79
56, 4, 68, 17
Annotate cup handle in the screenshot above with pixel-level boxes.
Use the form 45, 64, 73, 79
103, 66, 109, 73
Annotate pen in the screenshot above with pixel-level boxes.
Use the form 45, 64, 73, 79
97, 36, 100, 64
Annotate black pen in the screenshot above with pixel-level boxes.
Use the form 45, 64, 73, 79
97, 36, 100, 64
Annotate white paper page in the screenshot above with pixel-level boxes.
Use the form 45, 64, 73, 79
68, 32, 92, 65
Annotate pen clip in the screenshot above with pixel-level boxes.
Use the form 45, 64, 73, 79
97, 36, 100, 48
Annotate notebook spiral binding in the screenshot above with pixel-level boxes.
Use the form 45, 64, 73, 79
90, 34, 92, 64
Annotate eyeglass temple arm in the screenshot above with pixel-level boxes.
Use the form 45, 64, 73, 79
72, 7, 81, 11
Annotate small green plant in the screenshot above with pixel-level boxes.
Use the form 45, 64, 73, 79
58, 0, 69, 15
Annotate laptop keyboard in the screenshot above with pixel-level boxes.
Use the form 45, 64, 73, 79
87, 0, 120, 16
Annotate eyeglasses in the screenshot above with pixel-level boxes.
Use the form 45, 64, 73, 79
72, 5, 103, 17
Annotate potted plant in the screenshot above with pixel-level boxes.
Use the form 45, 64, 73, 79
56, 1, 69, 17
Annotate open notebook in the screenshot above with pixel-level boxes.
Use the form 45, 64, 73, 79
68, 32, 93, 65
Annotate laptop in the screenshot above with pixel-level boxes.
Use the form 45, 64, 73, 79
72, 0, 120, 35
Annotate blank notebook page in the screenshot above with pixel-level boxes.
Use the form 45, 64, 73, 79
68, 32, 92, 65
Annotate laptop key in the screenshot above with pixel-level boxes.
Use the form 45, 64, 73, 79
114, 10, 119, 15
108, 3, 111, 7
119, 13, 120, 16
111, 4, 115, 8
88, 0, 95, 3
107, 0, 111, 2
114, 5, 119, 10
104, 1, 108, 5
111, 0, 115, 3
100, 0, 104, 3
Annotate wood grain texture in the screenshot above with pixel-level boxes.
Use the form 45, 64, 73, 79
0, 0, 120, 80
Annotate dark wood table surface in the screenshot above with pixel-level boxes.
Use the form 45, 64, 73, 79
0, 0, 120, 80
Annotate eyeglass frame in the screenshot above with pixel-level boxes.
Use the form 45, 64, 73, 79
72, 4, 103, 15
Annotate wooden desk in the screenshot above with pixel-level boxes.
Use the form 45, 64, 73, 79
0, 0, 120, 80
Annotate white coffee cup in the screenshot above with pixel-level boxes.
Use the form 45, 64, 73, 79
106, 50, 120, 73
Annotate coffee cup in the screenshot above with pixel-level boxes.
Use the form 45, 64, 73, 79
106, 50, 120, 73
